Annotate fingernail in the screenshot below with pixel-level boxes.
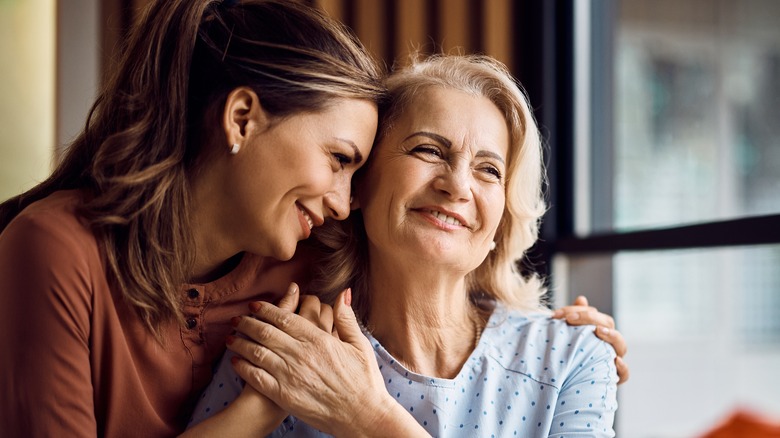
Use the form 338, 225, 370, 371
226, 335, 235, 345
288, 283, 299, 295
345, 288, 352, 306
230, 355, 239, 365
567, 313, 580, 321
552, 309, 563, 318
599, 326, 610, 335
248, 302, 261, 313
231, 316, 241, 327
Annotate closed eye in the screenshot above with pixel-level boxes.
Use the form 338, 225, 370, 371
333, 153, 352, 169
482, 165, 502, 179
411, 144, 443, 158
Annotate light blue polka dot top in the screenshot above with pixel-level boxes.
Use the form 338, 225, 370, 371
189, 302, 618, 437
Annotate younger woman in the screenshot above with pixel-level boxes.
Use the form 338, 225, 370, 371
0, 1, 382, 435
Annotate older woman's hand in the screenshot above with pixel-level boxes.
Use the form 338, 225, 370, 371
552, 295, 629, 384
227, 288, 429, 437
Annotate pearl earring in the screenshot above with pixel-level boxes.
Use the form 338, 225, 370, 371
230, 143, 240, 155
489, 241, 497, 251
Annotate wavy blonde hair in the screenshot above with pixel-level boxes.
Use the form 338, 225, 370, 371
0, 0, 384, 339
309, 54, 549, 323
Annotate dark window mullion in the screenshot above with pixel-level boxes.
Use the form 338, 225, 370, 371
555, 214, 780, 254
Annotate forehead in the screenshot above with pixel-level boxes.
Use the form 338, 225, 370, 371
388, 86, 509, 156
281, 98, 378, 164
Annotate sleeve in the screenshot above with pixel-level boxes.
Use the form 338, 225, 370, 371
548, 329, 619, 437
0, 213, 98, 437
187, 350, 245, 428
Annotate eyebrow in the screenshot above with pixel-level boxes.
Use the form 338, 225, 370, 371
404, 131, 452, 149
404, 131, 506, 164
335, 138, 363, 164
476, 150, 506, 165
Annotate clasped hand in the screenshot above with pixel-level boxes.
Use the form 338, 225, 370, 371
228, 283, 401, 436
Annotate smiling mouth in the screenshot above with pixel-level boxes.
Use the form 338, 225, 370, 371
298, 205, 314, 230
428, 210, 464, 227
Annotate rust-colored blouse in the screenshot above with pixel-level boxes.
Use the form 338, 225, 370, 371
0, 190, 307, 437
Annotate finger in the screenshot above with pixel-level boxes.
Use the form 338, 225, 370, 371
594, 325, 627, 357
552, 296, 591, 318
552, 304, 591, 319
232, 313, 298, 358
332, 289, 367, 348
562, 308, 615, 329
276, 282, 300, 312
297, 295, 334, 332
230, 354, 281, 401
615, 356, 630, 385
226, 333, 284, 372
298, 295, 323, 326
249, 300, 299, 333
319, 302, 334, 333
248, 300, 322, 344
553, 305, 586, 319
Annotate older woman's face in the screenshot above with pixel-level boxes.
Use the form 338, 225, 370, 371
358, 86, 508, 272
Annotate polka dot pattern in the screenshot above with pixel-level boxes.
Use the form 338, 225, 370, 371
188, 304, 618, 437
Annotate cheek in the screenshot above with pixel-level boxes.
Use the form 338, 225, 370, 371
301, 163, 336, 193
482, 192, 506, 230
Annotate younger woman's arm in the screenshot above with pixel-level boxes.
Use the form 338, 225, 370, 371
181, 284, 307, 437
229, 289, 431, 437
0, 214, 98, 435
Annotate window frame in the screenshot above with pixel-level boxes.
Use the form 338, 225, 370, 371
513, 0, 780, 313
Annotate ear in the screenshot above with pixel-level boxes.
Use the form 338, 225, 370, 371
222, 87, 268, 152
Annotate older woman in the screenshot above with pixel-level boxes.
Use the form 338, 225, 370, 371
192, 55, 618, 436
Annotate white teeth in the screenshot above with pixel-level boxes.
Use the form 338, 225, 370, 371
430, 210, 463, 226
299, 206, 314, 229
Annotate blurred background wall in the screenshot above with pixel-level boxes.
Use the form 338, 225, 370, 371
2, 0, 779, 436
0, 0, 56, 200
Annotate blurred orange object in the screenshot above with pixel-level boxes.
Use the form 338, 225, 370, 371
699, 409, 780, 438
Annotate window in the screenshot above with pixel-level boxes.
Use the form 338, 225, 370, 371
609, 0, 780, 232
539, 0, 780, 436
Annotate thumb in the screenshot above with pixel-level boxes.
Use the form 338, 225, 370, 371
276, 282, 300, 312
333, 288, 364, 346
573, 295, 589, 307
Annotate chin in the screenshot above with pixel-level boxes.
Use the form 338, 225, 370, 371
272, 241, 298, 261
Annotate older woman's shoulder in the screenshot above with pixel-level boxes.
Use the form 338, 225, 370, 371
483, 305, 616, 389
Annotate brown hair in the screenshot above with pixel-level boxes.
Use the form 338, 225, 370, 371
309, 54, 548, 323
0, 0, 384, 338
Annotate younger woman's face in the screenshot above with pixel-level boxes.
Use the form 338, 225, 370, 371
226, 98, 377, 261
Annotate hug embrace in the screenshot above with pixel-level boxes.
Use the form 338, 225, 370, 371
0, 1, 625, 437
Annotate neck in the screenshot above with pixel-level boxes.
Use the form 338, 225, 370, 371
366, 250, 484, 378
189, 170, 243, 283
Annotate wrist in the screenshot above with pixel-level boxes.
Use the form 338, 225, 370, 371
232, 386, 286, 432
236, 386, 285, 416
341, 393, 429, 438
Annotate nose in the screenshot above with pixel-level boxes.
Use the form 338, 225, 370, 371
323, 175, 351, 220
433, 164, 473, 202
